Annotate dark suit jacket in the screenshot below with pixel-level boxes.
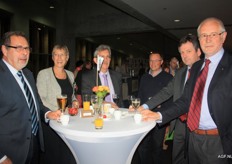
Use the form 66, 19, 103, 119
82, 69, 123, 106
160, 51, 232, 156
0, 60, 49, 163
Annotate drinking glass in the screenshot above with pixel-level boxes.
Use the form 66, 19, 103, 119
57, 94, 67, 115
83, 94, 90, 110
128, 95, 135, 106
91, 95, 98, 115
131, 98, 140, 113
112, 94, 119, 106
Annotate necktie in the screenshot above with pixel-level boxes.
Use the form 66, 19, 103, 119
103, 74, 111, 102
179, 68, 191, 122
187, 59, 211, 131
17, 71, 39, 135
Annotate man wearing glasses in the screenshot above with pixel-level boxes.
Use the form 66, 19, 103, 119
0, 31, 61, 164
141, 17, 232, 164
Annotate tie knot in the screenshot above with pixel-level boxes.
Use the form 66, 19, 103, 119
205, 59, 211, 66
17, 71, 22, 77
103, 74, 107, 79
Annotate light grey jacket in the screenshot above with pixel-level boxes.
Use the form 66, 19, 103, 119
36, 67, 76, 111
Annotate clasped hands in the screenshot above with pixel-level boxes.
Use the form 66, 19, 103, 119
128, 105, 161, 121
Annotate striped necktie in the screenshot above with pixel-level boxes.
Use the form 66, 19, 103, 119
187, 59, 211, 131
17, 71, 39, 135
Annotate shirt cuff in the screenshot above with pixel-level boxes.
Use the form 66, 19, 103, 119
142, 104, 149, 109
156, 112, 162, 123
44, 111, 51, 123
0, 155, 7, 163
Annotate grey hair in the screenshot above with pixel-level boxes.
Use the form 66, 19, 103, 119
93, 44, 111, 57
52, 44, 69, 56
197, 17, 226, 36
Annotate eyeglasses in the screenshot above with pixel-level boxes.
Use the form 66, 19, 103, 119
149, 59, 162, 63
53, 53, 67, 57
198, 31, 225, 40
5, 45, 32, 52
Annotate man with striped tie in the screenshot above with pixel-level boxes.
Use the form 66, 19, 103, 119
0, 31, 61, 164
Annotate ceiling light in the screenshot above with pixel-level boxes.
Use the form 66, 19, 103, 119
174, 19, 180, 22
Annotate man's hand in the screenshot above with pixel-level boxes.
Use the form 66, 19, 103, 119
46, 110, 61, 120
128, 105, 144, 112
141, 110, 161, 121
1, 157, 12, 164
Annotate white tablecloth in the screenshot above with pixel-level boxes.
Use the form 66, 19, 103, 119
50, 108, 156, 164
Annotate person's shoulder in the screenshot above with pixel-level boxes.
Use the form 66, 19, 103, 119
161, 70, 173, 78
65, 69, 74, 75
38, 67, 52, 74
175, 66, 187, 75
109, 69, 122, 77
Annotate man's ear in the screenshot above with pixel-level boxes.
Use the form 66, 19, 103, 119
93, 57, 97, 64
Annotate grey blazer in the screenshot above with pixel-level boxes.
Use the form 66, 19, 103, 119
36, 67, 76, 111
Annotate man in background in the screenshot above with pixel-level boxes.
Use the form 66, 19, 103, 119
137, 52, 173, 164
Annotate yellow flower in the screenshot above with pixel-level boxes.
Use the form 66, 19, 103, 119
92, 85, 110, 98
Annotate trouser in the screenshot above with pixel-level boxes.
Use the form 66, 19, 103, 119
188, 131, 228, 164
172, 119, 188, 164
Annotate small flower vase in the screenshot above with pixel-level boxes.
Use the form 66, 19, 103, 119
94, 96, 104, 129
95, 96, 104, 117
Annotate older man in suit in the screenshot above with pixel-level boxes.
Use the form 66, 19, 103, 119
136, 34, 201, 164
0, 31, 60, 164
141, 17, 232, 164
82, 44, 122, 107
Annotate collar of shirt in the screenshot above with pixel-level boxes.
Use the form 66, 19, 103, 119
206, 48, 224, 66
99, 71, 109, 77
149, 68, 162, 77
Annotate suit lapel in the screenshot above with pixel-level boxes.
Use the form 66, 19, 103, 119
208, 52, 229, 115
179, 66, 188, 92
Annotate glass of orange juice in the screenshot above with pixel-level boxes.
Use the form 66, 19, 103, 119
83, 94, 90, 110
94, 118, 103, 129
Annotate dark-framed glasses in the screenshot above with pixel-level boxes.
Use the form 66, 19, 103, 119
5, 45, 32, 53
149, 59, 162, 63
198, 31, 225, 40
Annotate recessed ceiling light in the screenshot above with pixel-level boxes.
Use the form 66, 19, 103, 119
49, 5, 55, 9
174, 19, 180, 22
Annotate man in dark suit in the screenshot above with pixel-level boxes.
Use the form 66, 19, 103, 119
136, 34, 201, 164
82, 44, 122, 108
0, 31, 61, 164
141, 17, 232, 164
